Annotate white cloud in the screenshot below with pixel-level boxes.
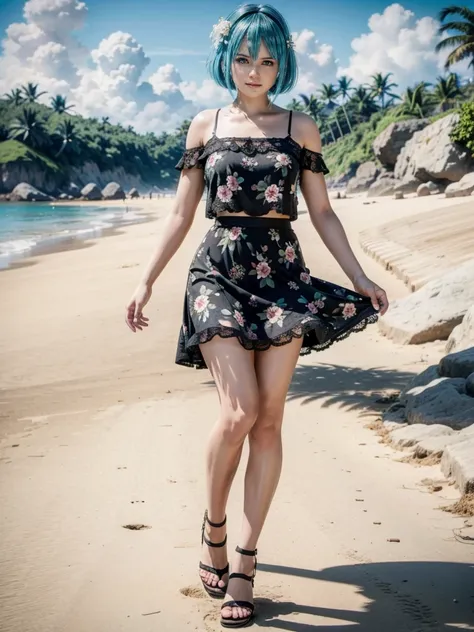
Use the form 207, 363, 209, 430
288, 29, 339, 97
337, 3, 470, 88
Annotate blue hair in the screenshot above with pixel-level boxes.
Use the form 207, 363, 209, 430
206, 4, 298, 101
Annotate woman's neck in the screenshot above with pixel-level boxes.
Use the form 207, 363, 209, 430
230, 93, 275, 118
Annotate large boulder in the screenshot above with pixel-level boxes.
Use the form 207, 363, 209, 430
404, 378, 473, 428
378, 259, 474, 344
439, 348, 474, 380
441, 439, 474, 493
10, 182, 54, 202
65, 182, 81, 199
128, 187, 140, 199
446, 305, 474, 353
346, 162, 380, 194
445, 172, 474, 198
394, 113, 473, 183
81, 183, 102, 200
102, 181, 125, 200
373, 119, 429, 168
367, 173, 397, 197
393, 176, 424, 195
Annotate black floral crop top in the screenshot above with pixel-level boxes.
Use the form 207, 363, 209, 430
175, 109, 329, 222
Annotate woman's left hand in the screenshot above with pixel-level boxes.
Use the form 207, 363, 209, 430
352, 274, 389, 316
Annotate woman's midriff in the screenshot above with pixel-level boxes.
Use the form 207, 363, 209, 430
216, 210, 290, 220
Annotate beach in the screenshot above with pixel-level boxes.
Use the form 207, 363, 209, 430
1, 192, 473, 631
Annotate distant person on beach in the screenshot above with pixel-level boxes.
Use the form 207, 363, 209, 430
125, 4, 389, 628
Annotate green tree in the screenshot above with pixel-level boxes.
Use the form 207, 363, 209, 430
298, 93, 335, 142
55, 119, 76, 157
8, 107, 49, 149
350, 86, 379, 120
4, 88, 24, 106
21, 82, 47, 103
337, 76, 354, 132
319, 83, 343, 137
435, 6, 474, 71
286, 98, 305, 111
369, 72, 400, 108
50, 95, 75, 114
432, 72, 463, 110
399, 82, 435, 117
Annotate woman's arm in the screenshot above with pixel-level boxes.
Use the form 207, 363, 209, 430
297, 114, 389, 315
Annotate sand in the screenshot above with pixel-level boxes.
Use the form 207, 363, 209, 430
1, 192, 473, 631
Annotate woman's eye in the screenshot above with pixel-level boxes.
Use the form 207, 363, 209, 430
236, 57, 248, 64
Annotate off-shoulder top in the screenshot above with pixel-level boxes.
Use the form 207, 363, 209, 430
175, 109, 329, 222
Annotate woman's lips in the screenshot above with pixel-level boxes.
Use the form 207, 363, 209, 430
246, 83, 262, 87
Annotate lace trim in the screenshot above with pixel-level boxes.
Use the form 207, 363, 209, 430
300, 148, 330, 174
177, 312, 379, 369
175, 147, 205, 170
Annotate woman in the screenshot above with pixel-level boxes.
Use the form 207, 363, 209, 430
125, 4, 389, 628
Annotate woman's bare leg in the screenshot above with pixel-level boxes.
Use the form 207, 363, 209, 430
199, 336, 259, 591
221, 337, 302, 621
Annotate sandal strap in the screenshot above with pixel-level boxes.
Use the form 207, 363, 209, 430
199, 561, 229, 579
222, 600, 255, 613
202, 532, 227, 548
201, 509, 227, 546
204, 509, 227, 528
235, 545, 257, 556
228, 571, 253, 582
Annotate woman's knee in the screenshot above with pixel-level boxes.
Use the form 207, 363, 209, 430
219, 399, 259, 444
249, 399, 284, 446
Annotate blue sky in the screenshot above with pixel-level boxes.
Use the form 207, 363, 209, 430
0, 1, 468, 135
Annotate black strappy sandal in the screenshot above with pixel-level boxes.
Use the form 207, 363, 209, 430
199, 510, 229, 599
220, 545, 257, 628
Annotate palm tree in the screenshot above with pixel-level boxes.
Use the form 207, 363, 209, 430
432, 72, 463, 110
126, 125, 135, 133
350, 86, 379, 120
4, 88, 24, 106
21, 82, 47, 103
50, 95, 74, 114
337, 76, 354, 132
319, 83, 344, 137
399, 82, 434, 118
8, 107, 49, 149
298, 93, 335, 142
55, 119, 76, 157
369, 72, 400, 108
435, 6, 474, 71
287, 98, 305, 111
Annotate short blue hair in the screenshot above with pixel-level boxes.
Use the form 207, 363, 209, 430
206, 4, 298, 101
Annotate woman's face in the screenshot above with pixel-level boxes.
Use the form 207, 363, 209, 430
231, 38, 279, 97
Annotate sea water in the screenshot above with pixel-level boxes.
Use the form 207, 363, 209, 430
0, 202, 147, 269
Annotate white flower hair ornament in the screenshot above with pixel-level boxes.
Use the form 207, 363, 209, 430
286, 34, 295, 50
210, 17, 232, 48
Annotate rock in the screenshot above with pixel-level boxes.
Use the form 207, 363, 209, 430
394, 113, 474, 183
66, 183, 81, 199
102, 182, 125, 200
346, 161, 380, 194
81, 183, 102, 200
405, 378, 474, 428
439, 348, 474, 379
414, 432, 468, 458
445, 172, 474, 198
378, 259, 474, 344
394, 191, 404, 200
390, 423, 455, 448
426, 180, 442, 193
417, 183, 431, 197
366, 172, 397, 197
373, 119, 429, 168
466, 373, 474, 397
393, 176, 424, 195
128, 187, 140, 199
10, 182, 54, 202
441, 439, 474, 493
399, 366, 440, 403
58, 193, 69, 200
446, 305, 474, 353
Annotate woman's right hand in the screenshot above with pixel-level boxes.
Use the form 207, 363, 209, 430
125, 283, 151, 332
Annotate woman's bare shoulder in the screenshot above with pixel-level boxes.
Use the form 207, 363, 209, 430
186, 108, 220, 148
290, 111, 322, 152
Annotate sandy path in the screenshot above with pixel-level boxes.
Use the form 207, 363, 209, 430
1, 194, 473, 631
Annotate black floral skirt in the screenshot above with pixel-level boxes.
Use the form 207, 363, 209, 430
176, 216, 379, 369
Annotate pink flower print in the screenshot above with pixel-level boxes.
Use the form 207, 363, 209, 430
341, 302, 357, 319
264, 184, 281, 204
226, 175, 241, 192
285, 245, 296, 263
275, 153, 291, 167
241, 156, 258, 170
194, 294, 209, 313
207, 152, 222, 168
217, 185, 233, 202
256, 261, 271, 279
246, 327, 258, 340
229, 226, 242, 241
233, 310, 245, 327
300, 272, 311, 284
307, 301, 320, 314
266, 305, 284, 324
229, 264, 245, 281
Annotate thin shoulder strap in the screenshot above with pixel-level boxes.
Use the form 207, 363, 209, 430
212, 108, 221, 136
287, 110, 293, 136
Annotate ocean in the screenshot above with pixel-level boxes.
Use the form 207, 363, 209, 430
0, 202, 147, 269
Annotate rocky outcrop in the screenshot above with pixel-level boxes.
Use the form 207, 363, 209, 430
66, 183, 81, 199
346, 162, 381, 194
446, 305, 474, 354
378, 259, 474, 344
445, 172, 474, 198
373, 119, 429, 168
128, 187, 140, 199
367, 173, 397, 197
0, 162, 65, 195
70, 162, 147, 191
102, 182, 125, 200
9, 182, 54, 202
81, 183, 102, 200
394, 113, 473, 183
